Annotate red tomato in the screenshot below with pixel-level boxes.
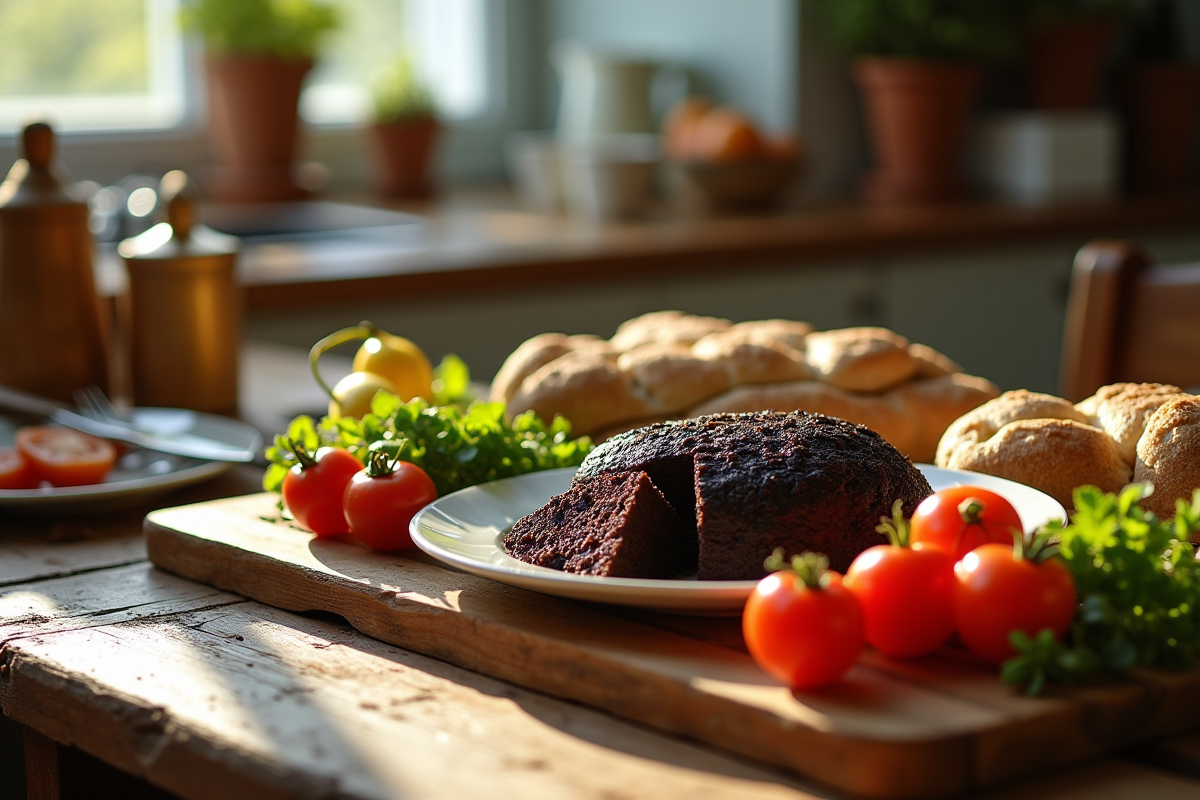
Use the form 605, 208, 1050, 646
743, 555, 864, 690
910, 486, 1023, 562
344, 460, 438, 552
953, 543, 1077, 665
0, 447, 38, 489
281, 446, 362, 537
844, 544, 956, 658
15, 427, 117, 487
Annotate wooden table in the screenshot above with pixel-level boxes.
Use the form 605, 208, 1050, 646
4, 344, 1200, 800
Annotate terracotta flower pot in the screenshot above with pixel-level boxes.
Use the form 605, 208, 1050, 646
853, 58, 982, 204
205, 56, 312, 203
1023, 20, 1115, 110
368, 117, 440, 199
1124, 62, 1200, 193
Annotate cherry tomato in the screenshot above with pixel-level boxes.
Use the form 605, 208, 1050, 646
743, 552, 865, 690
281, 445, 362, 537
954, 542, 1077, 665
0, 447, 38, 489
844, 546, 956, 659
910, 486, 1023, 562
344, 458, 438, 551
15, 427, 117, 487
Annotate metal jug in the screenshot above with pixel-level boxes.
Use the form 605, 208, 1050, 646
0, 122, 110, 403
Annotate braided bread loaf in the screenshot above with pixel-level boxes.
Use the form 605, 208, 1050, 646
492, 310, 999, 463
936, 383, 1198, 517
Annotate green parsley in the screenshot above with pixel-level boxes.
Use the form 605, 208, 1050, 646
263, 376, 593, 497
1004, 484, 1200, 695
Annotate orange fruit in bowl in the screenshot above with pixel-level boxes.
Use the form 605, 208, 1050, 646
690, 107, 764, 163
663, 96, 713, 160
762, 134, 801, 163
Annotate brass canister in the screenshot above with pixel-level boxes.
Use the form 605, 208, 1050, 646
118, 172, 242, 416
0, 122, 110, 402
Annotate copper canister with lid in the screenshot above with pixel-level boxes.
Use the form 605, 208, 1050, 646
118, 172, 242, 416
0, 121, 110, 402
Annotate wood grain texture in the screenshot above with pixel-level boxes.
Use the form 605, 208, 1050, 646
145, 493, 1200, 800
1, 566, 827, 800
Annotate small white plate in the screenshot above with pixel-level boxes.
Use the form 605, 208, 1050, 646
409, 464, 1067, 614
0, 410, 261, 516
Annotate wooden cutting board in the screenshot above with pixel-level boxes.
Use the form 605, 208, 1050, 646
145, 492, 1200, 800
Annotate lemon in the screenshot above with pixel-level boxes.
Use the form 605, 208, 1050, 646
352, 331, 434, 402
329, 370, 399, 420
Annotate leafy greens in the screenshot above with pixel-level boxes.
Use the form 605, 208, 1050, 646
1004, 484, 1200, 694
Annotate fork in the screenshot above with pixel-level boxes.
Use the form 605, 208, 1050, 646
73, 384, 125, 424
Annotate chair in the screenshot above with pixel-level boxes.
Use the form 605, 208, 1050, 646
1060, 239, 1200, 401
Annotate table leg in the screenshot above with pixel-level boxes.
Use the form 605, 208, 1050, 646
22, 726, 59, 800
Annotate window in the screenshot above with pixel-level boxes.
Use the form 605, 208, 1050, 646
302, 0, 491, 125
0, 0, 493, 137
0, 0, 186, 134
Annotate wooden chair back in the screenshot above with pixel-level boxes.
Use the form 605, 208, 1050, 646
1060, 239, 1200, 401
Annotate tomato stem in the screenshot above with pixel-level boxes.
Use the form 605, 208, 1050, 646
764, 548, 831, 590
958, 497, 986, 525
285, 438, 317, 469
874, 498, 911, 548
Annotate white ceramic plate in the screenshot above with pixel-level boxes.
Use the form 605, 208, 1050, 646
409, 464, 1067, 614
0, 410, 262, 516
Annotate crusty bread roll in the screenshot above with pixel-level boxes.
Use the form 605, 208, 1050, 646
691, 334, 811, 385
495, 311, 999, 462
1134, 395, 1200, 522
936, 385, 1199, 515
617, 343, 732, 414
1075, 382, 1186, 466
909, 343, 964, 379
506, 351, 645, 436
943, 418, 1130, 511
489, 333, 611, 404
936, 390, 1090, 468
719, 318, 814, 350
804, 327, 918, 392
608, 310, 731, 351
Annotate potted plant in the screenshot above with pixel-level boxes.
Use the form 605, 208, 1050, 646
822, 0, 1019, 204
1019, 0, 1131, 109
181, 0, 340, 202
367, 55, 440, 199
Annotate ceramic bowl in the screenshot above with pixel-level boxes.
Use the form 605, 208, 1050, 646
668, 157, 799, 212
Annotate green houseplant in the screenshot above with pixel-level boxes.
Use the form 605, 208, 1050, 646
1019, 0, 1132, 108
366, 55, 440, 199
822, 0, 1019, 204
181, 0, 340, 202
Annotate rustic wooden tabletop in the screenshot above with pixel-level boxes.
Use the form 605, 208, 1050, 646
3, 343, 1200, 800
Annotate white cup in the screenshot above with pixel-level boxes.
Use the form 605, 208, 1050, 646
559, 134, 661, 221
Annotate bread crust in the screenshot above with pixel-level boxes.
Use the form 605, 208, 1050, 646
617, 343, 732, 414
1134, 395, 1200, 522
804, 327, 918, 392
609, 310, 731, 351
943, 417, 1130, 510
1075, 382, 1186, 466
935, 390, 1090, 467
507, 351, 647, 436
494, 311, 996, 463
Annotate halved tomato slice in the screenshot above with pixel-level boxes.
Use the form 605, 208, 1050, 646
0, 447, 38, 489
15, 427, 117, 487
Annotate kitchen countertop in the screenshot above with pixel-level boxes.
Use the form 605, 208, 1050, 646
98, 188, 1200, 312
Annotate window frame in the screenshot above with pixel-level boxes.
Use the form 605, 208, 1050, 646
0, 0, 526, 189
